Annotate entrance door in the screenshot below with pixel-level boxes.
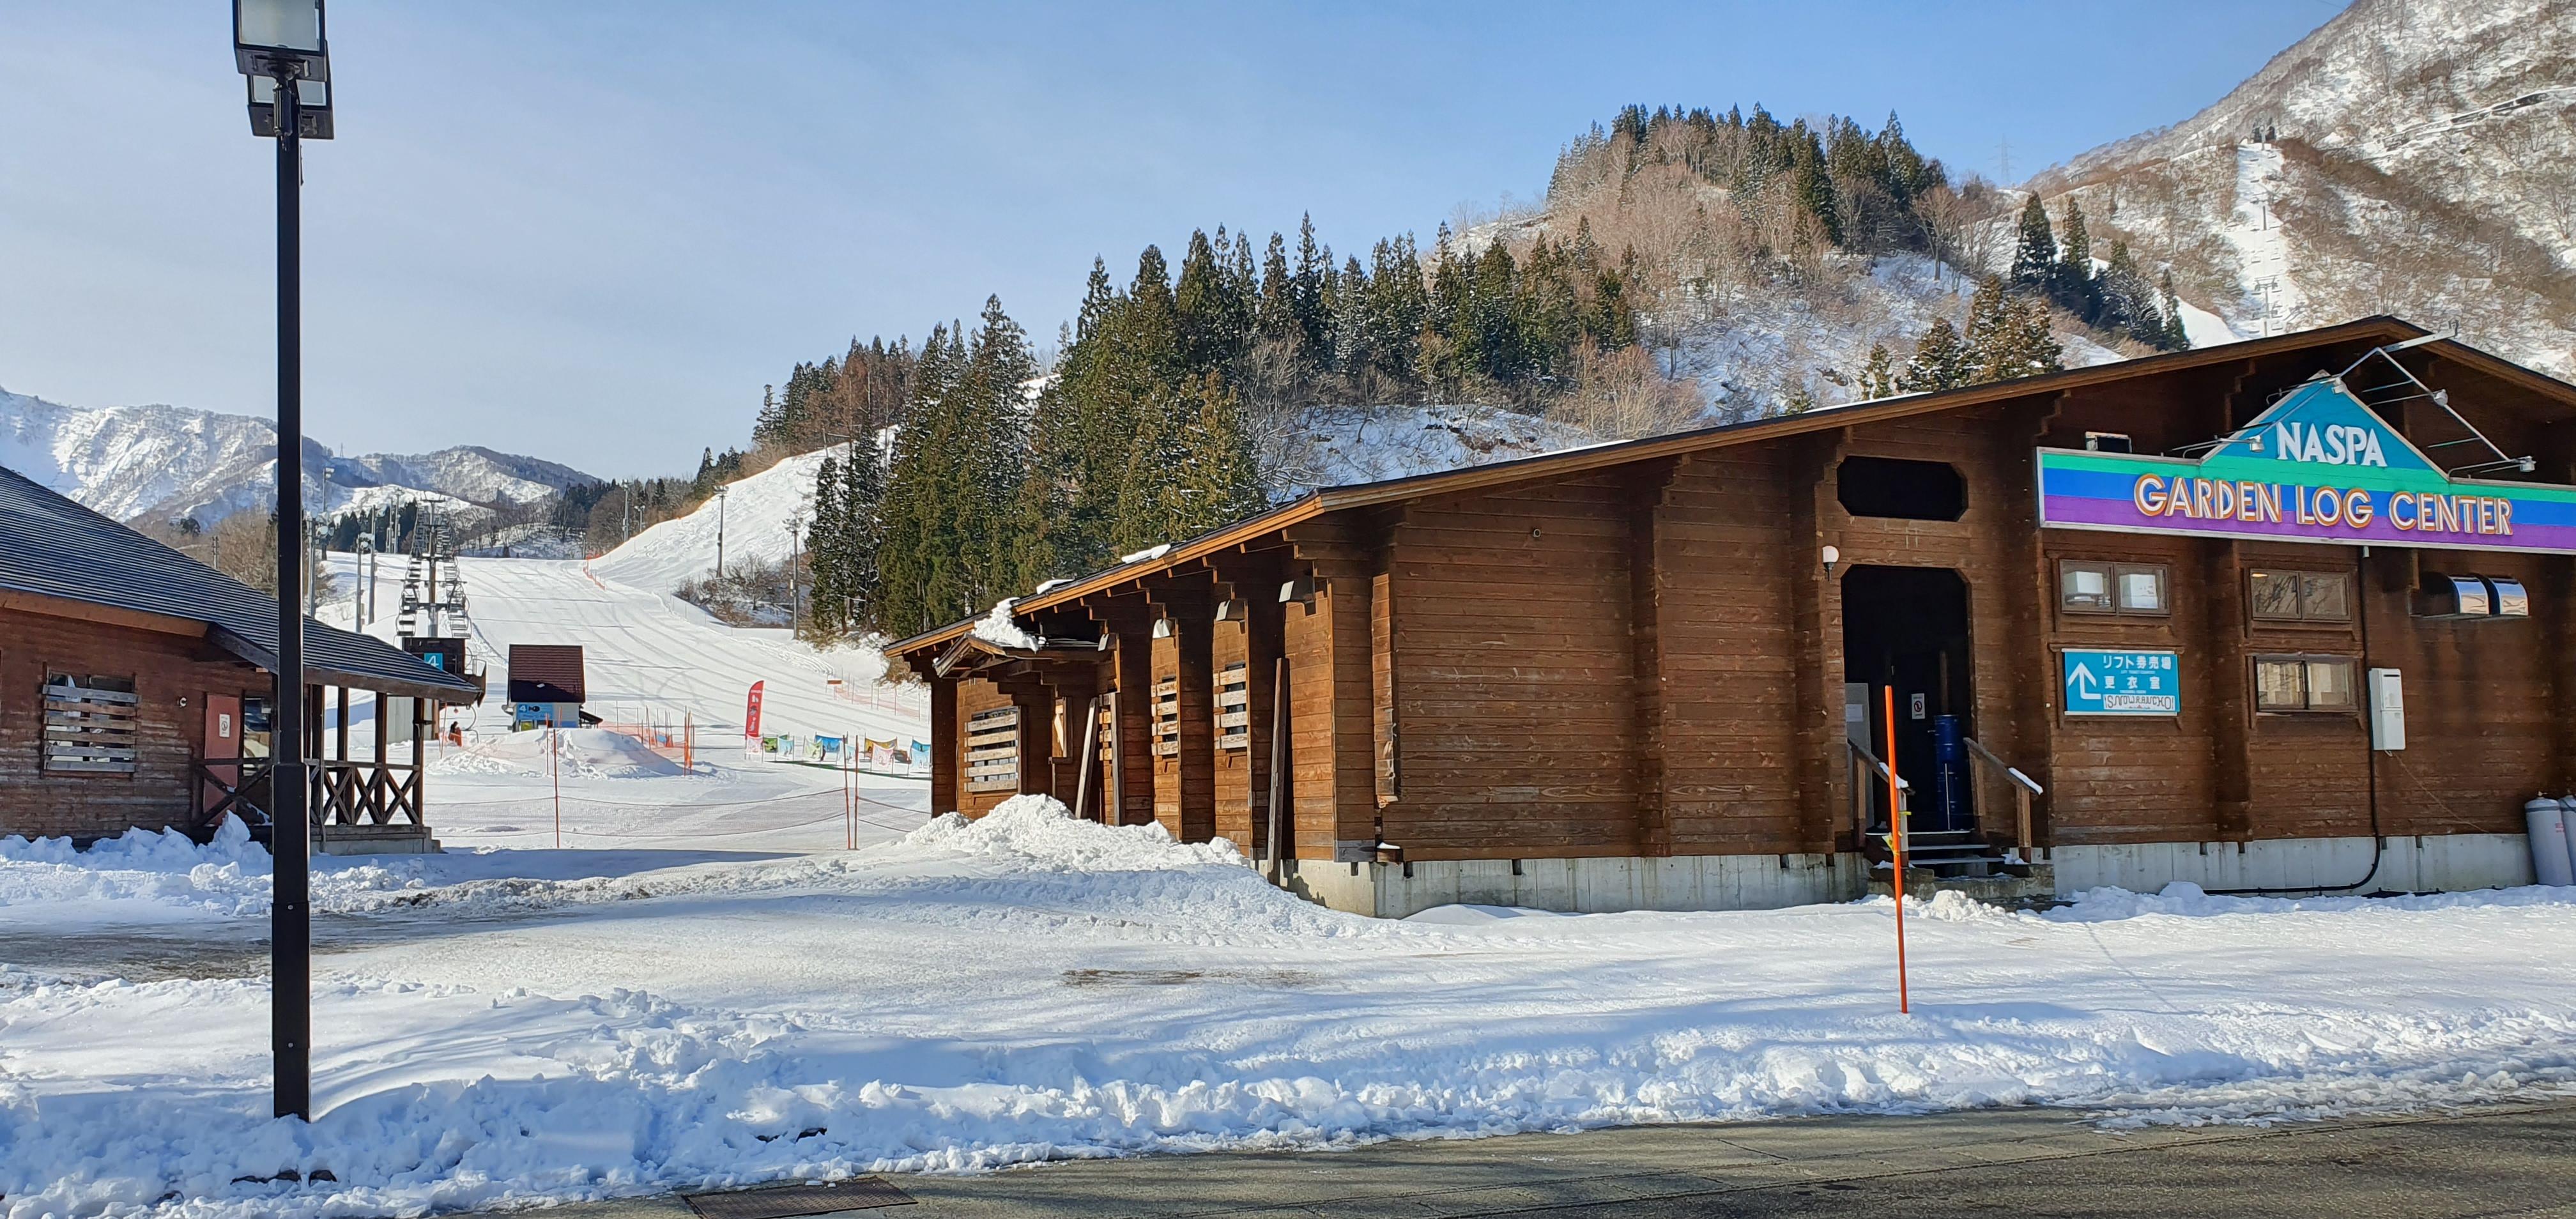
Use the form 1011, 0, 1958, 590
1841, 566, 1976, 833
201, 693, 242, 818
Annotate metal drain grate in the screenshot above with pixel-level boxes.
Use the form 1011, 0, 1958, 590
680, 1177, 916, 1218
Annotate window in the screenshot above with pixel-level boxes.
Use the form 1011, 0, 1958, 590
1151, 675, 1180, 756
2060, 560, 2168, 616
1216, 662, 1251, 751
1836, 457, 1966, 521
965, 705, 1020, 792
2250, 570, 2352, 624
41, 673, 139, 774
2254, 655, 2358, 713
2083, 431, 2134, 453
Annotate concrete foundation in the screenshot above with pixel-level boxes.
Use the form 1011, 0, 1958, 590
1280, 852, 1868, 919
2050, 833, 2534, 896
313, 824, 441, 856
1275, 832, 2536, 918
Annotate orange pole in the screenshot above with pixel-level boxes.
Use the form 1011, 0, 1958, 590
1883, 684, 1909, 1014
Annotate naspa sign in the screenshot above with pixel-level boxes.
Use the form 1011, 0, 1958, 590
2061, 648, 2179, 717
2036, 378, 2576, 553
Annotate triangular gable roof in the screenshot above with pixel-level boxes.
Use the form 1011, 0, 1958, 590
893, 317, 2576, 656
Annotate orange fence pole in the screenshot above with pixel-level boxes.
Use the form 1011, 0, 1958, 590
1883, 684, 1909, 1015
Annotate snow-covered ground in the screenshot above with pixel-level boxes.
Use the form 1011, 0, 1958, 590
6, 796, 2576, 1218
319, 551, 925, 748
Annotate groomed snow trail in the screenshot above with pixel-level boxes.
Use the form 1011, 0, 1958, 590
2221, 141, 2308, 337
6, 799, 2576, 1218
326, 552, 924, 745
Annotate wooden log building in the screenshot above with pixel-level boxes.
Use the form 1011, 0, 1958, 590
0, 465, 480, 850
891, 319, 2576, 916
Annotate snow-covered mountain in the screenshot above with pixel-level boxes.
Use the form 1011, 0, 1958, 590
0, 386, 595, 526
2030, 0, 2576, 375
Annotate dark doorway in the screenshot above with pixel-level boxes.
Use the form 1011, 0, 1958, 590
1842, 565, 1975, 833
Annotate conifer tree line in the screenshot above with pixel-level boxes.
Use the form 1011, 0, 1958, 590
799, 210, 1652, 641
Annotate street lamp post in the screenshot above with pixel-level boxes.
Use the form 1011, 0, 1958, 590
234, 0, 334, 1123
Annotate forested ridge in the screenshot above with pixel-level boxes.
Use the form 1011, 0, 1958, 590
741, 105, 2195, 641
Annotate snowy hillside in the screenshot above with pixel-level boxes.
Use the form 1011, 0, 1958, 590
1262, 404, 1600, 493
590, 449, 829, 594
2033, 0, 2576, 374
0, 386, 594, 526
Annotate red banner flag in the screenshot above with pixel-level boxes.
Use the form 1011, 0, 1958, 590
744, 680, 765, 738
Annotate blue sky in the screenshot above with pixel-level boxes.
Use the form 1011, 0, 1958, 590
0, 1, 2343, 478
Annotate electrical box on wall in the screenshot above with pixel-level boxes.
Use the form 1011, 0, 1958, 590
2368, 668, 2405, 751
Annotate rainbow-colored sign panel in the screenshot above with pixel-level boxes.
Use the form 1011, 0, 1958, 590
2037, 378, 2576, 555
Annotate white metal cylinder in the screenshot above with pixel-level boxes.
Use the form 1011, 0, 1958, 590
2527, 798, 2575, 887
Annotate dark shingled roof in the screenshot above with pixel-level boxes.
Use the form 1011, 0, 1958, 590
0, 464, 480, 700
505, 644, 586, 704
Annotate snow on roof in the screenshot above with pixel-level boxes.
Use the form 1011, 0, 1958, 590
1117, 543, 1172, 565
970, 598, 1037, 650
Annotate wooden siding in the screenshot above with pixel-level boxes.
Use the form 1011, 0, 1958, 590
907, 330, 2576, 862
0, 606, 268, 840
1385, 474, 1639, 859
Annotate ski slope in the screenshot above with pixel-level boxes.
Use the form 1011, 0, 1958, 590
590, 449, 829, 595
323, 551, 926, 747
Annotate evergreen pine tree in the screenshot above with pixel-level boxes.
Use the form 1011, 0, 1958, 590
1862, 343, 1896, 399
2053, 199, 2098, 320
2159, 270, 2191, 350
2009, 195, 2058, 293
1896, 318, 1972, 392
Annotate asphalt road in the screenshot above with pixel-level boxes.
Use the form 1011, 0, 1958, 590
527, 1098, 2576, 1218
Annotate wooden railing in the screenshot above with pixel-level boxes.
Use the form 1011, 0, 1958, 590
1963, 737, 2044, 861
309, 760, 424, 826
1846, 739, 1910, 854
192, 757, 423, 834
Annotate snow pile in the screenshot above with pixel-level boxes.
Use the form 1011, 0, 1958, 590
0, 818, 271, 923
2046, 880, 2576, 922
904, 795, 1247, 874
431, 728, 687, 780
967, 599, 1036, 649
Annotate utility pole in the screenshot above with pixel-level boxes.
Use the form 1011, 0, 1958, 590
715, 486, 728, 585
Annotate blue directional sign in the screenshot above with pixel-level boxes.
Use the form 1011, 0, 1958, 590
2061, 647, 2181, 716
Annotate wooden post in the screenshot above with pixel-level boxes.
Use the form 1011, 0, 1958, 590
2015, 784, 2034, 859
1265, 656, 1290, 880
410, 697, 428, 825
928, 677, 958, 814
1173, 609, 1216, 843
1626, 459, 1680, 857
2204, 538, 2255, 838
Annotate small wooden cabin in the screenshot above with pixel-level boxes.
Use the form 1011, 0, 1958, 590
0, 466, 480, 850
891, 319, 2576, 916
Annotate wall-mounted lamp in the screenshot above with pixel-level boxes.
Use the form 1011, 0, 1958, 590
1151, 617, 1175, 640
1821, 544, 1841, 580
1278, 575, 1317, 606
1214, 599, 1243, 622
